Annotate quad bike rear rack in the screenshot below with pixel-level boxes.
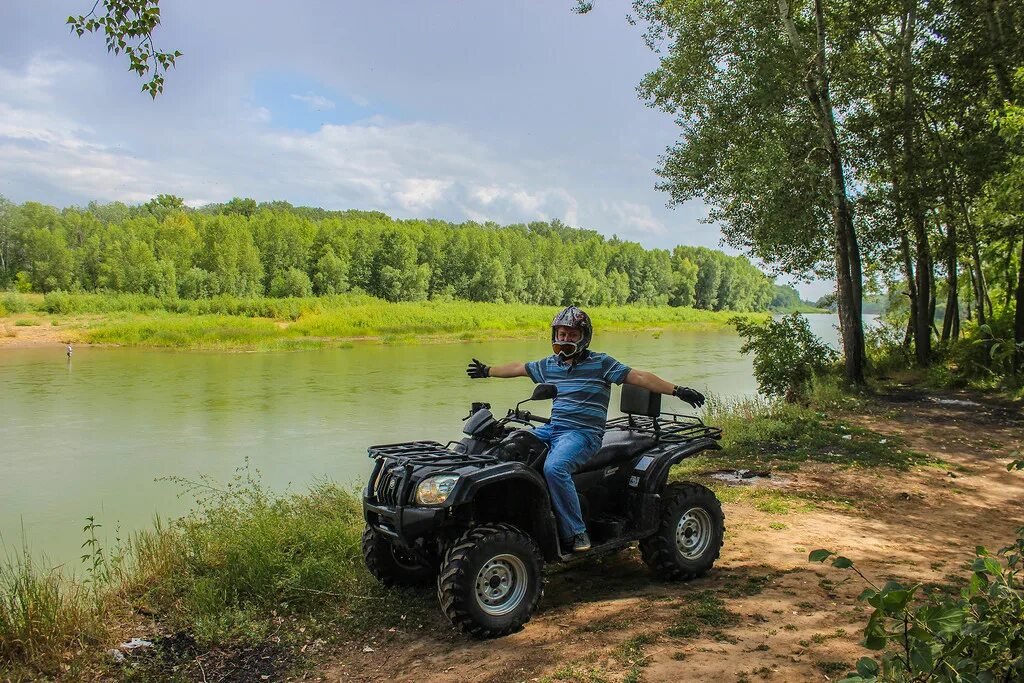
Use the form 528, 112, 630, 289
605, 412, 722, 444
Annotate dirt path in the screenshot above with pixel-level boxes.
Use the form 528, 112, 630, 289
316, 391, 1023, 683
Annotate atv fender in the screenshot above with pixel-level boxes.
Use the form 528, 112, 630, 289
452, 465, 562, 561
630, 438, 722, 495
610, 437, 721, 538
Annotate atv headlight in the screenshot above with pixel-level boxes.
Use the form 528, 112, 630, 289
415, 474, 460, 506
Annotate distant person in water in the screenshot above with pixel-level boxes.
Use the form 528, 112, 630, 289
66, 343, 72, 358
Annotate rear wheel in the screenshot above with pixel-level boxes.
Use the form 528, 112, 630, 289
640, 482, 724, 580
362, 525, 436, 587
437, 523, 544, 638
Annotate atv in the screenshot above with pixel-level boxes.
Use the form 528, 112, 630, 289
361, 383, 725, 638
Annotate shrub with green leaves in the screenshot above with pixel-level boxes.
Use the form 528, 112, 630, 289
732, 312, 838, 402
809, 529, 1024, 682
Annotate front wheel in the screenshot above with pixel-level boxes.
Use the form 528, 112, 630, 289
361, 525, 437, 587
437, 524, 544, 638
640, 482, 725, 580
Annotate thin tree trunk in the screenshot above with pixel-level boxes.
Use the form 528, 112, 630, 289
982, 0, 1017, 103
964, 210, 989, 326
941, 221, 959, 342
902, 232, 918, 351
1004, 228, 1018, 308
1015, 229, 1024, 374
966, 264, 975, 321
928, 249, 939, 339
778, 0, 865, 383
901, 0, 931, 365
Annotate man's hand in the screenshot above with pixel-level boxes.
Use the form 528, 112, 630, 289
466, 358, 490, 379
673, 385, 705, 408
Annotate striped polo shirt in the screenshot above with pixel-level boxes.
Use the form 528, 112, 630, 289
525, 351, 631, 434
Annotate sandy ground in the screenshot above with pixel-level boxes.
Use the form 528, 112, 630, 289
0, 318, 75, 348
316, 391, 1024, 683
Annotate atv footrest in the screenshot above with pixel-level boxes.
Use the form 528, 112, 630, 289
590, 515, 627, 541
556, 532, 646, 562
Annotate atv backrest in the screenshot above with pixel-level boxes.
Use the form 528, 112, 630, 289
619, 384, 661, 417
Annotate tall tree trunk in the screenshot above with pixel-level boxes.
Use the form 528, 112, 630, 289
901, 0, 932, 365
902, 232, 918, 351
965, 264, 975, 321
1004, 228, 1018, 308
982, 0, 1017, 103
928, 249, 938, 338
963, 209, 989, 326
778, 0, 866, 383
1015, 229, 1024, 374
941, 221, 959, 342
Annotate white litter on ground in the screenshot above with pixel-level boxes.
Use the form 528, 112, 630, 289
929, 397, 980, 407
119, 638, 153, 650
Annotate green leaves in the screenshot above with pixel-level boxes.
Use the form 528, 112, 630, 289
809, 549, 833, 563
810, 532, 1024, 682
808, 549, 855, 570
67, 0, 180, 98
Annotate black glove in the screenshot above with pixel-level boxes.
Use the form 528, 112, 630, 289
673, 385, 705, 408
466, 358, 490, 379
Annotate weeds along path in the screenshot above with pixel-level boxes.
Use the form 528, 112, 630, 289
319, 391, 1023, 683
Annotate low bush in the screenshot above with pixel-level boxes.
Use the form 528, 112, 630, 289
864, 319, 914, 376
810, 526, 1024, 682
1, 293, 35, 315
731, 313, 839, 402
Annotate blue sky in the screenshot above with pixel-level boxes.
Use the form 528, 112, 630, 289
0, 1, 829, 298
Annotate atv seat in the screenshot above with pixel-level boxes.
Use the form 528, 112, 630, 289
579, 430, 657, 473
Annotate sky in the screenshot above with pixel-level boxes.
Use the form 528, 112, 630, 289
0, 1, 830, 299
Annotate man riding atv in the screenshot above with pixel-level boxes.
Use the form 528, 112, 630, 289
466, 305, 706, 553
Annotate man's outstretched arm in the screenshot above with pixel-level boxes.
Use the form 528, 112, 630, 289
466, 359, 529, 379
624, 369, 705, 408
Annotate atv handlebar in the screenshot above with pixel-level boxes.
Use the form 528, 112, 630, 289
516, 409, 550, 424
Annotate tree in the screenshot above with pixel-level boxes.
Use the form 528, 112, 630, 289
632, 0, 866, 382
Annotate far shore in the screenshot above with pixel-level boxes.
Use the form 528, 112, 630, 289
1, 293, 789, 352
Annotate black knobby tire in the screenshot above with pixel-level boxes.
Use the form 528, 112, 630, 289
437, 523, 544, 638
639, 482, 725, 581
361, 525, 437, 587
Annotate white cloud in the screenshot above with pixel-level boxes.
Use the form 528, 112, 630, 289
392, 178, 452, 211
0, 55, 671, 247
0, 55, 77, 105
290, 92, 335, 111
600, 200, 669, 238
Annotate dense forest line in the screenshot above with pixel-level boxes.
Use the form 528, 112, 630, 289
0, 195, 801, 312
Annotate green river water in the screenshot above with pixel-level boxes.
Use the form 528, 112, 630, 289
0, 314, 851, 567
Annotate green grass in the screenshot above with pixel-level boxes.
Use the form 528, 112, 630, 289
0, 467, 421, 679
674, 388, 938, 475
0, 292, 769, 350
665, 590, 740, 638
13, 319, 38, 326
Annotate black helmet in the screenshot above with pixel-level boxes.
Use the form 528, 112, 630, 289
551, 305, 593, 360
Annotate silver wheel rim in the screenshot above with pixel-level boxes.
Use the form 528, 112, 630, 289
676, 507, 713, 560
474, 553, 528, 617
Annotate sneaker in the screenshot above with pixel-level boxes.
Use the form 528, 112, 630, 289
572, 532, 592, 553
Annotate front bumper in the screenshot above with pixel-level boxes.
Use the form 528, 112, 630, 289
363, 500, 450, 542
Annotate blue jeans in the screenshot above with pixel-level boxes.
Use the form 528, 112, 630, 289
532, 425, 603, 540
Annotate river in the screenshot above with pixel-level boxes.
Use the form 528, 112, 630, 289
0, 313, 862, 566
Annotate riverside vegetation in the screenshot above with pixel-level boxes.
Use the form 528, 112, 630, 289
0, 291, 765, 350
